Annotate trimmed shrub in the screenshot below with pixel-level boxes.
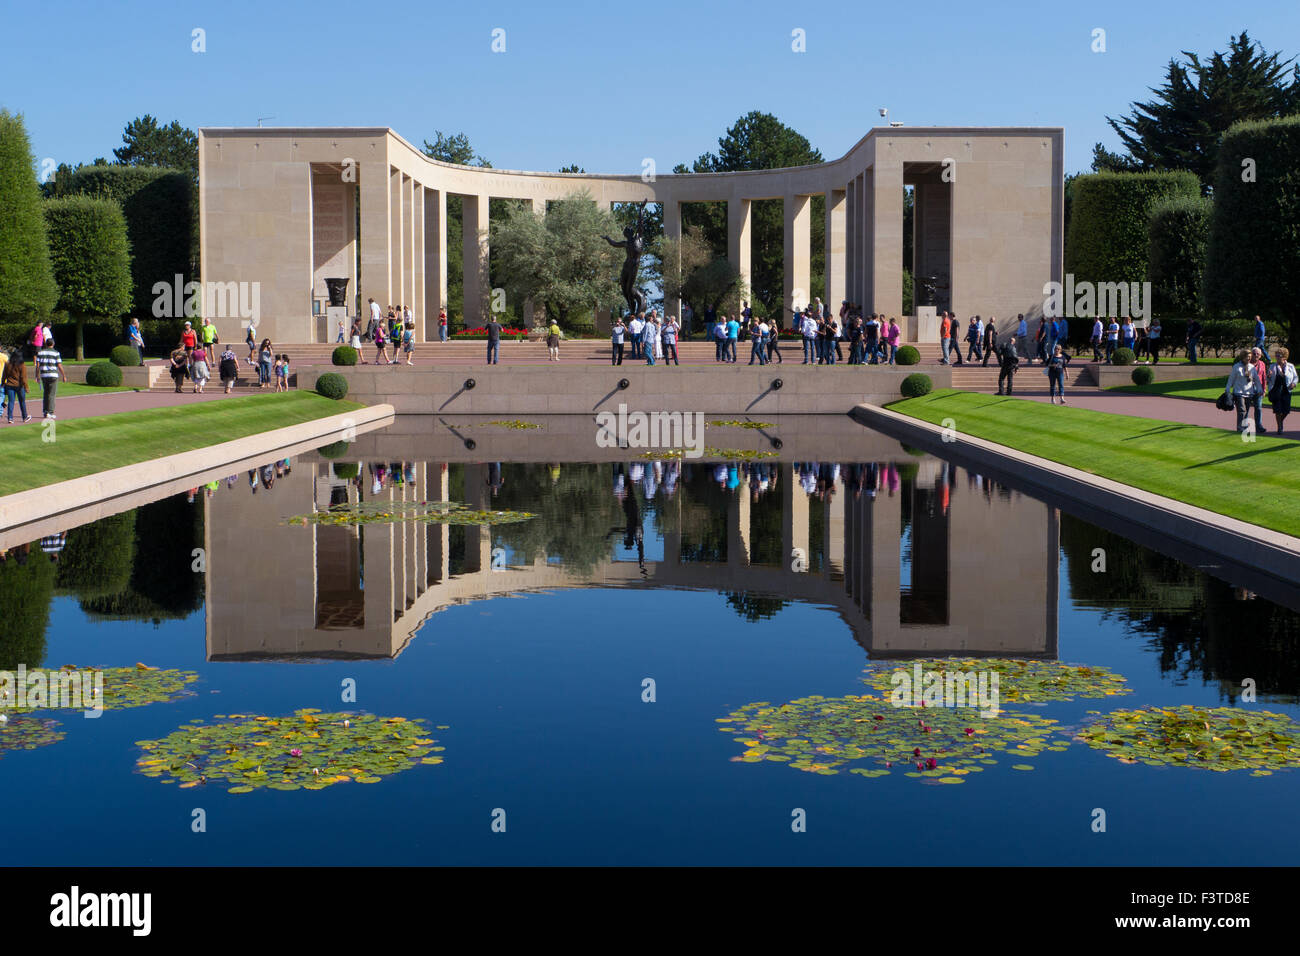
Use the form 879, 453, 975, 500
315, 372, 348, 400
331, 345, 358, 366
332, 462, 359, 480
85, 361, 123, 387
895, 344, 920, 365
317, 440, 349, 459
44, 195, 133, 358
900, 443, 928, 457
63, 165, 193, 317
1131, 366, 1155, 386
0, 110, 58, 324
1147, 194, 1212, 317
1111, 347, 1136, 366
1205, 115, 1300, 347
110, 344, 141, 366
900, 373, 933, 398
1065, 171, 1200, 288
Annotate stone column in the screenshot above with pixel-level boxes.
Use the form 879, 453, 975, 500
462, 194, 489, 327
424, 189, 447, 340
359, 162, 391, 314
662, 198, 682, 324
871, 161, 903, 317
390, 169, 404, 313
403, 176, 415, 328
857, 171, 870, 308
783, 194, 810, 323
412, 184, 426, 341
523, 197, 545, 327
727, 197, 752, 297
824, 188, 846, 315
845, 179, 856, 310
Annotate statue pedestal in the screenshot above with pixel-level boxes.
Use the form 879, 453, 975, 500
915, 306, 939, 343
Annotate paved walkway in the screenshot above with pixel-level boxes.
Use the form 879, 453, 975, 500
4, 387, 248, 423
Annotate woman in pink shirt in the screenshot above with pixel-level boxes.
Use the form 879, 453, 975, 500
886, 317, 901, 365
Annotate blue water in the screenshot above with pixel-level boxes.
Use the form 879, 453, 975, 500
1, 456, 1297, 866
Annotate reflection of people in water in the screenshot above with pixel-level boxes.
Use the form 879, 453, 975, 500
487, 462, 504, 497
622, 488, 645, 572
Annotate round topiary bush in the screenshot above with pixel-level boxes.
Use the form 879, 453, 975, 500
900, 373, 933, 398
332, 462, 359, 480
317, 440, 349, 459
1131, 366, 1155, 386
85, 361, 123, 387
895, 345, 920, 365
1111, 347, 1136, 366
315, 372, 349, 400
109, 344, 140, 367
331, 345, 358, 366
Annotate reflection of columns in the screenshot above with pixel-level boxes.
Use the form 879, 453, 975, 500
871, 482, 901, 647
727, 476, 751, 568
662, 199, 681, 322
363, 497, 394, 633
783, 194, 810, 321
424, 188, 447, 340
462, 194, 489, 326
360, 162, 391, 310
780, 463, 808, 578
426, 463, 449, 585
463, 463, 491, 573
824, 479, 845, 580
664, 485, 682, 569
390, 169, 404, 309
727, 198, 752, 295
825, 188, 846, 313
1046, 507, 1060, 658
523, 197, 544, 326
872, 161, 903, 317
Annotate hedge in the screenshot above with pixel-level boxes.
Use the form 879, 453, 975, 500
1131, 366, 1154, 386
1205, 115, 1300, 347
110, 344, 140, 366
63, 165, 193, 317
1065, 171, 1200, 288
317, 440, 349, 458
900, 373, 933, 398
895, 345, 920, 365
1111, 347, 1136, 366
315, 372, 349, 400
85, 361, 123, 387
332, 462, 359, 480
331, 345, 358, 366
0, 109, 58, 324
44, 195, 133, 358
1147, 194, 1212, 317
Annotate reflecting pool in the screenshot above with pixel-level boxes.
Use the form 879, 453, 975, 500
2, 420, 1298, 866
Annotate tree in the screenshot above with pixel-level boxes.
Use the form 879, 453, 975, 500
421, 131, 492, 326
114, 115, 198, 182
1147, 194, 1212, 316
488, 191, 620, 329
558, 164, 585, 173
1104, 32, 1300, 190
1204, 115, 1300, 344
0, 109, 59, 326
657, 227, 748, 329
679, 112, 825, 321
0, 546, 56, 670
44, 196, 133, 358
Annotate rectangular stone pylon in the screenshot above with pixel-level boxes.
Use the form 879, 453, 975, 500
524, 197, 544, 327
359, 162, 391, 312
662, 199, 681, 323
727, 198, 752, 299
871, 161, 903, 318
783, 194, 810, 324
825, 188, 846, 314
424, 189, 447, 339
462, 194, 489, 327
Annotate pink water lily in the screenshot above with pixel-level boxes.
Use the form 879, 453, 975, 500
288, 748, 303, 757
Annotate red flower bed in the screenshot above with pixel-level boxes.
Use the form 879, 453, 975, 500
452, 326, 529, 338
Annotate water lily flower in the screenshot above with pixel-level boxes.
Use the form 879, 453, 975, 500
926, 758, 937, 770
289, 748, 303, 757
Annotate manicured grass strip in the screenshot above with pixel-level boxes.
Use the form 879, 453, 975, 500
1109, 375, 1229, 403
888, 389, 1300, 532
33, 381, 141, 398
0, 392, 363, 498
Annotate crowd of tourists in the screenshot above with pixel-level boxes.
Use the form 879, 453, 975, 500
1, 321, 67, 423
1224, 346, 1296, 435
348, 300, 418, 366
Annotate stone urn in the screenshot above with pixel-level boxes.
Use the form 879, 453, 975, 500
324, 278, 350, 308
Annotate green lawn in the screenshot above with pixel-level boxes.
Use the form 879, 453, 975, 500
0, 392, 363, 497
33, 380, 141, 398
888, 389, 1300, 532
1109, 375, 1229, 403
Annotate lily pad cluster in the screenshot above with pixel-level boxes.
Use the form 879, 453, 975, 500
705, 447, 781, 461
862, 658, 1132, 704
478, 419, 542, 429
3, 665, 198, 714
707, 420, 776, 430
289, 501, 535, 527
718, 693, 1065, 784
135, 709, 446, 794
0, 716, 65, 759
1078, 706, 1300, 774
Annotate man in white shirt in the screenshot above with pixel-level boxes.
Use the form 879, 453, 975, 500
628, 314, 645, 360
801, 309, 818, 364
1090, 317, 1104, 361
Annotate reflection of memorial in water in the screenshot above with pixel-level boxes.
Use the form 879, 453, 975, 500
204, 459, 1058, 662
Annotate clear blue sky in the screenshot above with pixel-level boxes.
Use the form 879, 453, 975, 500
2, 0, 1297, 178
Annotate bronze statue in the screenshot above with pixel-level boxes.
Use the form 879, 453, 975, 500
604, 200, 649, 316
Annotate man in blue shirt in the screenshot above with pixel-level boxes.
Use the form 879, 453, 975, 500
725, 316, 740, 363
1254, 315, 1266, 351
